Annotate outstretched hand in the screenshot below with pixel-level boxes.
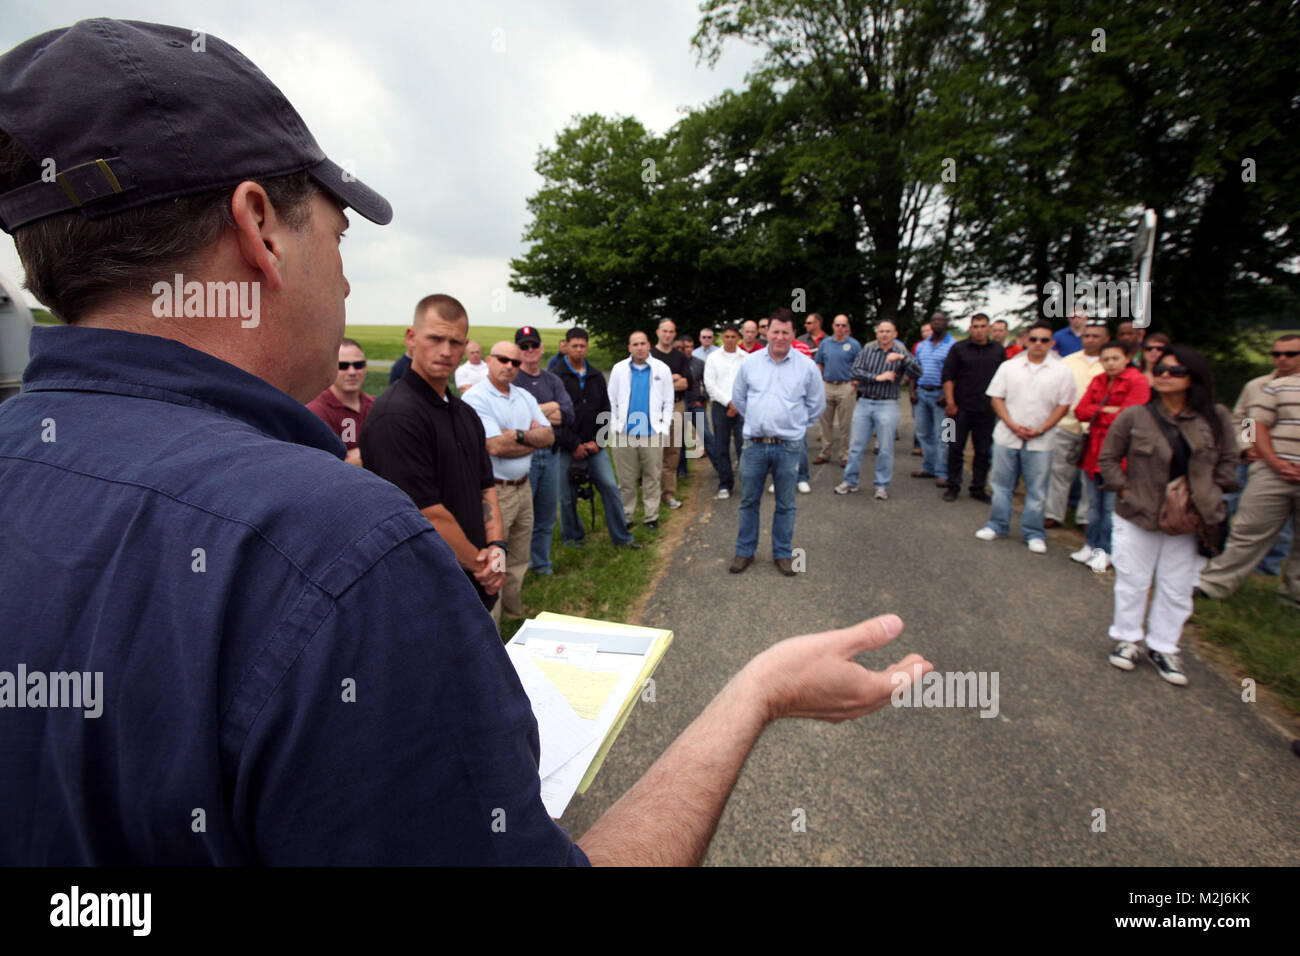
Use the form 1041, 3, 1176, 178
745, 615, 932, 724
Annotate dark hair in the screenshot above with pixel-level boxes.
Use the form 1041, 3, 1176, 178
0, 130, 316, 323
970, 312, 990, 324
565, 327, 589, 342
1030, 320, 1055, 334
340, 337, 363, 351
1275, 333, 1300, 345
991, 318, 1008, 328
720, 323, 740, 335
767, 307, 795, 329
1150, 344, 1224, 448
1099, 340, 1127, 354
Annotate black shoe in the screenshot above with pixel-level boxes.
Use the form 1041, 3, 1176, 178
969, 490, 992, 503
1148, 649, 1188, 686
618, 541, 645, 550
730, 555, 753, 574
1193, 586, 1211, 600
942, 488, 959, 502
644, 520, 658, 530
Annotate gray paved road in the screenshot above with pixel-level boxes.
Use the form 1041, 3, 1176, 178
559, 399, 1300, 865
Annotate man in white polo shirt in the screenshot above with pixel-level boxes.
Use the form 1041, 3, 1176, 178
976, 320, 1077, 553
462, 341, 554, 625
703, 323, 749, 499
455, 340, 489, 392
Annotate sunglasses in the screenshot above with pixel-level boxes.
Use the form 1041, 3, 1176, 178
1271, 350, 1300, 358
519, 342, 542, 350
1153, 365, 1189, 378
1027, 336, 1052, 344
1143, 345, 1165, 352
491, 356, 523, 368
338, 360, 367, 370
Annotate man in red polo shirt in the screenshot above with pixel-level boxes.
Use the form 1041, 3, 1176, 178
307, 338, 375, 465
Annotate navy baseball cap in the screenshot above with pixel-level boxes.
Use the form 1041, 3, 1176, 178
515, 326, 542, 347
0, 18, 393, 233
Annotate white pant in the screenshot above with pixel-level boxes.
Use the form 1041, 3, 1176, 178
1108, 513, 1207, 654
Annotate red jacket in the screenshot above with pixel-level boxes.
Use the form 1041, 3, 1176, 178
1075, 366, 1151, 475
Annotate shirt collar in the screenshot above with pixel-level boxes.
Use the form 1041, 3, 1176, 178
24, 325, 346, 456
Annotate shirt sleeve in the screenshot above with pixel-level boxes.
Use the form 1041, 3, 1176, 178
240, 520, 589, 865
361, 410, 445, 510
985, 362, 1009, 400
941, 344, 961, 384
1252, 383, 1279, 429
463, 391, 501, 440
731, 361, 749, 416
548, 373, 575, 427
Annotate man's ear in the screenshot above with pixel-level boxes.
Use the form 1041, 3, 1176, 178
229, 181, 288, 294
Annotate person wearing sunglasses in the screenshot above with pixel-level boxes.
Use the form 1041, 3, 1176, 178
307, 338, 374, 466
1098, 345, 1238, 685
1137, 331, 1171, 388
1197, 334, 1300, 601
976, 321, 1076, 553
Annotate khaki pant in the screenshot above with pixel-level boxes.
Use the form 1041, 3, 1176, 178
611, 433, 663, 524
1045, 428, 1090, 523
662, 398, 685, 497
819, 381, 855, 460
491, 479, 533, 625
1199, 462, 1299, 605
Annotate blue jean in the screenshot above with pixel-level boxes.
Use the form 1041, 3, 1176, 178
528, 449, 561, 574
736, 439, 801, 559
844, 398, 900, 488
1084, 471, 1115, 552
711, 402, 745, 491
699, 405, 719, 474
914, 387, 948, 479
986, 443, 1052, 542
799, 431, 810, 483
558, 447, 635, 546
1227, 462, 1293, 575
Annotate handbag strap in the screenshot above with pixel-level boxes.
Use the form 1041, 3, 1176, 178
1085, 378, 1117, 429
1145, 404, 1191, 477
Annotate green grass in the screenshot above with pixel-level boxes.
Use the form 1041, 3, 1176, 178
498, 472, 694, 642
345, 324, 624, 372
1191, 575, 1300, 715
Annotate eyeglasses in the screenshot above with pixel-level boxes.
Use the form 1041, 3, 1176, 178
1271, 350, 1300, 358
519, 342, 542, 350
491, 356, 522, 367
1153, 365, 1189, 378
338, 360, 367, 370
1085, 319, 1107, 326
1027, 337, 1052, 344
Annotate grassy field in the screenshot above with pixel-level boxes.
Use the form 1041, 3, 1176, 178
346, 324, 625, 372
1191, 577, 1299, 716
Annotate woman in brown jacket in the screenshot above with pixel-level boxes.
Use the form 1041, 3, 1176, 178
1097, 344, 1238, 686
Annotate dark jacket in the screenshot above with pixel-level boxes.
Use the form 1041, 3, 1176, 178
554, 359, 611, 452
1098, 400, 1239, 533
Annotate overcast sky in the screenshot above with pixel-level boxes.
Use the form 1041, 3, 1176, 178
2, 1, 1026, 331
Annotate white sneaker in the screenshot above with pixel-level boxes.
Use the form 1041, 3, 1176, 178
715, 488, 730, 500
1027, 538, 1047, 554
768, 483, 775, 493
834, 481, 859, 495
1108, 641, 1141, 671
797, 480, 812, 494
975, 527, 998, 542
1087, 548, 1110, 573
1070, 545, 1094, 563
874, 487, 888, 500
665, 496, 682, 510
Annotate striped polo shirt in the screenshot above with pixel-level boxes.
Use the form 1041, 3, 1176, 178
1252, 373, 1300, 463
851, 342, 923, 400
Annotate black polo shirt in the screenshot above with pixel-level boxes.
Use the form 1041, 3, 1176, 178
653, 345, 689, 399
941, 339, 1007, 413
361, 368, 494, 553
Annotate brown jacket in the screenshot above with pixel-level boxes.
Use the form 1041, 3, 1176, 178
1098, 401, 1239, 533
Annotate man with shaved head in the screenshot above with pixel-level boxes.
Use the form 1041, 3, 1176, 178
608, 330, 675, 529
455, 339, 488, 392
463, 339, 554, 625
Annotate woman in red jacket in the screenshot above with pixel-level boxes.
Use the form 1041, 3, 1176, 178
1072, 341, 1152, 569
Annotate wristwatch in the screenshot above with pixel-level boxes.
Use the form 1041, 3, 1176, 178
487, 539, 509, 554
515, 428, 528, 446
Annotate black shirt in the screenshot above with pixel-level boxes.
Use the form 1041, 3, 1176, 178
361, 368, 494, 551
554, 360, 611, 448
654, 345, 689, 398
941, 340, 1007, 412
388, 353, 412, 385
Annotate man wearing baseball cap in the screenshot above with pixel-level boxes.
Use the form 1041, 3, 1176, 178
0, 18, 928, 867
512, 326, 575, 578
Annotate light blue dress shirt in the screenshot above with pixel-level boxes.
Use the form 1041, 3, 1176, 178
462, 382, 549, 480
730, 348, 827, 440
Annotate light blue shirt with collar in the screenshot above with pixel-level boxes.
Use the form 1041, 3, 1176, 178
730, 347, 826, 441
462, 381, 549, 481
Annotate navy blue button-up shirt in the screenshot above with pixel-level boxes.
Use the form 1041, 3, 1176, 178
0, 326, 587, 866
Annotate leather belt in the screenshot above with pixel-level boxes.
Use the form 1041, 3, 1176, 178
825, 380, 851, 384
752, 436, 785, 444
919, 385, 942, 390
495, 477, 529, 487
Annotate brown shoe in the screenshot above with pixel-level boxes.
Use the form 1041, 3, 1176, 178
730, 555, 753, 574
936, 478, 948, 488
774, 558, 796, 577
1043, 518, 1061, 529
813, 456, 830, 465
912, 470, 936, 478
911, 448, 923, 456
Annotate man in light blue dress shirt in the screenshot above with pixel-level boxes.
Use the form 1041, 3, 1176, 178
728, 310, 826, 576
913, 312, 957, 484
